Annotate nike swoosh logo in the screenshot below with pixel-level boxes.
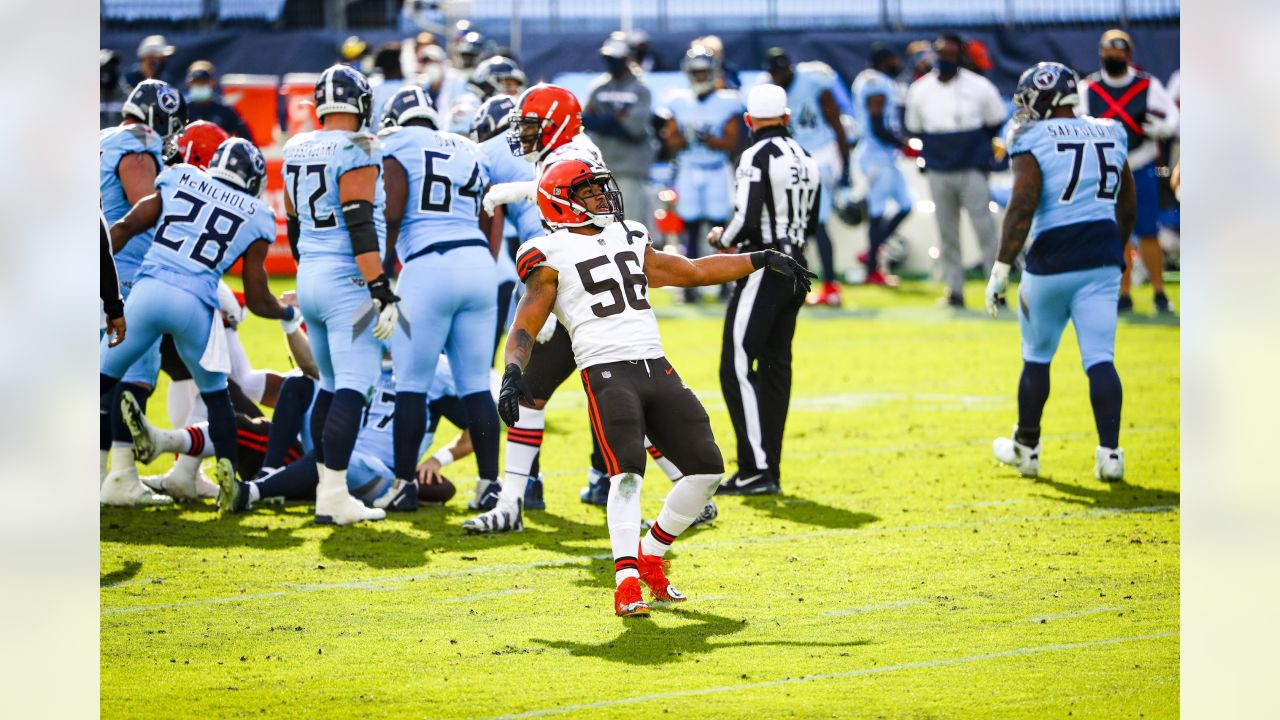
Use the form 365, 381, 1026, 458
733, 474, 763, 487
665, 368, 673, 375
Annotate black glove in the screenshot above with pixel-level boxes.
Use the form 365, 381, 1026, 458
498, 363, 535, 427
367, 274, 400, 312
752, 250, 818, 294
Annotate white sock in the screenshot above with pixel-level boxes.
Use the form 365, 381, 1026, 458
169, 453, 202, 482
109, 443, 134, 477
100, 449, 109, 482
247, 483, 261, 503
181, 424, 215, 458
644, 439, 682, 481
607, 472, 643, 587
505, 407, 544, 477
641, 473, 720, 558
167, 379, 197, 428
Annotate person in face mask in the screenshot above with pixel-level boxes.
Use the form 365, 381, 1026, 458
904, 33, 1008, 308
1077, 29, 1180, 314
125, 35, 175, 91
184, 61, 253, 140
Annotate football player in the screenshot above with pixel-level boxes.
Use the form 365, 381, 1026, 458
661, 46, 744, 304
498, 159, 813, 616
99, 79, 185, 498
762, 48, 850, 306
985, 63, 1136, 482
851, 44, 913, 286
467, 56, 527, 101
378, 86, 500, 514
283, 65, 398, 525
101, 138, 295, 508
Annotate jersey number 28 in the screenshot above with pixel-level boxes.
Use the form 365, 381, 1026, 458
154, 189, 245, 270
575, 251, 650, 318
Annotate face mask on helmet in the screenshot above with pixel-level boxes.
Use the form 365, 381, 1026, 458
688, 70, 715, 95
570, 175, 624, 227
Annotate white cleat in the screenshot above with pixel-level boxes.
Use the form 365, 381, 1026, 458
462, 499, 523, 535
139, 455, 202, 501
101, 466, 174, 507
993, 426, 1041, 478
119, 392, 160, 464
1094, 446, 1125, 482
315, 493, 386, 525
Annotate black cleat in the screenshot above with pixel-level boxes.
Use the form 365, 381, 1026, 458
524, 475, 545, 511
715, 471, 780, 496
1153, 291, 1174, 314
1118, 294, 1134, 313
579, 471, 610, 507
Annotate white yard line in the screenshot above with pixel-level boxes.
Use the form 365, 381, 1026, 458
100, 504, 1176, 616
477, 631, 1180, 720
823, 600, 925, 616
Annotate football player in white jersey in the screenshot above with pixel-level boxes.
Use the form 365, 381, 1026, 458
493, 158, 813, 617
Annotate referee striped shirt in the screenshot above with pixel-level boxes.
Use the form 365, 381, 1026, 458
719, 125, 822, 252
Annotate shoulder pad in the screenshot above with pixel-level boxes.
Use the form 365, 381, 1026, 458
347, 132, 379, 156
798, 61, 836, 80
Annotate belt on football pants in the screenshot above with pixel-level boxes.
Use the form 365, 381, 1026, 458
404, 238, 489, 264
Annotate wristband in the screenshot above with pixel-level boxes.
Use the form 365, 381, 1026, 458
432, 449, 455, 467
342, 200, 379, 255
991, 261, 1011, 283
749, 251, 766, 270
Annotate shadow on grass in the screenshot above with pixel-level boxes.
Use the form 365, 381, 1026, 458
532, 607, 871, 666
100, 504, 309, 551
739, 495, 879, 530
100, 560, 142, 587
1032, 476, 1180, 510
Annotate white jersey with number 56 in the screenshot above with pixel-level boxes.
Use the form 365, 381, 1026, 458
515, 220, 663, 369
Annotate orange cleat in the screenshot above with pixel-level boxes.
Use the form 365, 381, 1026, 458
614, 577, 651, 617
864, 270, 900, 287
807, 281, 842, 307
637, 545, 688, 603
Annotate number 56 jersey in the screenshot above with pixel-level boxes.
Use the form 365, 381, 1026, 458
516, 221, 663, 369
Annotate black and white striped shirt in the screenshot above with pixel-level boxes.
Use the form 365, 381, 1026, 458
719, 125, 822, 252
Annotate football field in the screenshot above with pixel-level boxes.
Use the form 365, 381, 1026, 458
100, 279, 1180, 719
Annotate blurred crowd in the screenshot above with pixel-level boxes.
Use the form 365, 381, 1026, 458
100, 21, 1180, 312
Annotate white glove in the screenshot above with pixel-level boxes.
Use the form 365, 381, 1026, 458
985, 261, 1011, 319
483, 181, 536, 216
706, 226, 727, 250
217, 281, 244, 329
279, 305, 303, 335
535, 314, 557, 344
1142, 114, 1176, 140
372, 303, 398, 341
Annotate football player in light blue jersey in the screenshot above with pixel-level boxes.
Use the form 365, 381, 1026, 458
763, 48, 851, 305
379, 85, 502, 511
662, 47, 744, 303
98, 79, 185, 493
283, 64, 400, 526
985, 63, 1137, 483
101, 138, 296, 508
851, 44, 914, 286
470, 95, 543, 346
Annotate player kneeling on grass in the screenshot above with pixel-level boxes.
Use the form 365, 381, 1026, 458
985, 63, 1136, 482
479, 158, 813, 617
101, 138, 296, 507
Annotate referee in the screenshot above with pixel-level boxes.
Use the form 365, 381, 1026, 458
708, 84, 820, 496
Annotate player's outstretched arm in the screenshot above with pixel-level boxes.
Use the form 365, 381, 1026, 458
498, 266, 558, 426
110, 193, 162, 254
241, 240, 292, 321
1115, 161, 1137, 246
644, 245, 816, 293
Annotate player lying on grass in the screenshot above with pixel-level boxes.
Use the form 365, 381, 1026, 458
985, 62, 1136, 482
488, 158, 813, 617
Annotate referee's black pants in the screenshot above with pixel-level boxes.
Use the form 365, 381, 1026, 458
719, 263, 805, 484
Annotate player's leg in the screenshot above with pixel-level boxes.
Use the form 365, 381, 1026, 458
810, 146, 840, 305
390, 259, 451, 512
1070, 267, 1126, 481
447, 261, 502, 516
868, 162, 913, 284
960, 168, 1000, 282
232, 450, 321, 512
261, 374, 316, 476
718, 270, 783, 495
862, 156, 892, 279
993, 272, 1072, 477
160, 335, 197, 428
930, 172, 965, 306
676, 167, 705, 304
99, 284, 171, 506
1131, 164, 1171, 311
635, 357, 726, 602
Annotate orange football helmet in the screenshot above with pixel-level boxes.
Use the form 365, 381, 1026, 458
507, 84, 582, 163
536, 159, 623, 229
164, 120, 231, 169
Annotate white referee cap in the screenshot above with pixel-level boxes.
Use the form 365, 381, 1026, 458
747, 84, 789, 119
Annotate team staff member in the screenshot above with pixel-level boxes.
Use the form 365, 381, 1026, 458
905, 33, 1007, 309
184, 61, 253, 139
583, 33, 656, 232
1078, 29, 1179, 314
708, 84, 821, 497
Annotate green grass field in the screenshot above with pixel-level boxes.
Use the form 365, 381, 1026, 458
100, 279, 1179, 719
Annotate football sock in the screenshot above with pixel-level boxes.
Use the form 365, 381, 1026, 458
321, 389, 366, 471
100, 374, 118, 452
866, 217, 886, 274
502, 406, 544, 503
607, 472, 644, 586
641, 473, 720, 558
882, 207, 910, 240
614, 557, 639, 586
644, 441, 682, 481
113, 383, 150, 444
99, 449, 109, 482
109, 443, 134, 477
253, 455, 318, 501
156, 423, 204, 457
393, 391, 428, 481
167, 454, 202, 486
814, 225, 837, 283
462, 391, 500, 481
1016, 362, 1050, 447
167, 379, 196, 427
1087, 362, 1123, 449
263, 375, 314, 469
201, 390, 238, 467
309, 390, 333, 466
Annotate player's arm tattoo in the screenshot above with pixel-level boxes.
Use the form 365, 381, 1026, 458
998, 153, 1043, 265
505, 265, 557, 371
